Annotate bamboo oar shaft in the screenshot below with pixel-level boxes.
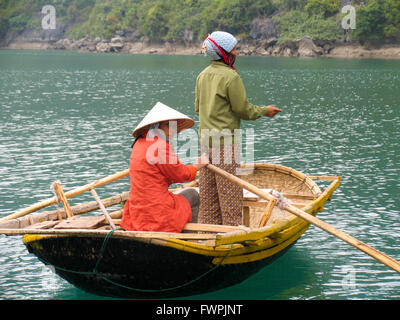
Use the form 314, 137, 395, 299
90, 189, 116, 230
207, 164, 400, 274
258, 198, 276, 228
0, 169, 129, 223
52, 182, 73, 218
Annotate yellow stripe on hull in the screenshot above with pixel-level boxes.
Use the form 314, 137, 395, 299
213, 225, 308, 265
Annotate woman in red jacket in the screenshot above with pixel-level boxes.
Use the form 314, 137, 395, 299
121, 102, 208, 233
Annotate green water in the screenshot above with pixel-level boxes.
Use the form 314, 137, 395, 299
0, 50, 399, 300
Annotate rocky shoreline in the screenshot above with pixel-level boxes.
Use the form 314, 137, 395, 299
3, 35, 400, 59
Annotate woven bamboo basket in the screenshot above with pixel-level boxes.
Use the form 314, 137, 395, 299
239, 163, 322, 228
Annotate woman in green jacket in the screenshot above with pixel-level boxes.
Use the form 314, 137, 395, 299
195, 31, 281, 226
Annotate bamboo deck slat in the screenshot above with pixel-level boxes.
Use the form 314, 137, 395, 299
0, 228, 217, 240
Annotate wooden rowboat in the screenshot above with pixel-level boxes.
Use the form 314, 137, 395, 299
0, 163, 340, 298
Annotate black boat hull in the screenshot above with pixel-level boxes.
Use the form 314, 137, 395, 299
25, 235, 293, 299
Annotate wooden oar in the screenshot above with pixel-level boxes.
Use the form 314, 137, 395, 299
207, 164, 400, 274
0, 169, 130, 224
90, 188, 116, 230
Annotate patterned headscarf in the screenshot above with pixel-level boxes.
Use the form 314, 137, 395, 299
202, 31, 238, 69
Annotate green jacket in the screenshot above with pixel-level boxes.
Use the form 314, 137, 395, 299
195, 61, 269, 146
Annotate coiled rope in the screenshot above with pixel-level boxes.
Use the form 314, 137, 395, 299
270, 189, 291, 210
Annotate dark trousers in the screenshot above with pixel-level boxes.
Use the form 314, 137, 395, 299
178, 187, 200, 223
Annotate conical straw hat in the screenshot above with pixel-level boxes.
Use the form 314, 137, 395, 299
132, 102, 195, 137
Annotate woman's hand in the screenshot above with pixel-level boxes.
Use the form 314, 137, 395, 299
193, 153, 209, 170
266, 105, 282, 118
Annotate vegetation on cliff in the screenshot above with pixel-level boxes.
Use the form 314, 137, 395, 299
0, 0, 399, 43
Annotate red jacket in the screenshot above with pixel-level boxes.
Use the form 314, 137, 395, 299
121, 135, 197, 233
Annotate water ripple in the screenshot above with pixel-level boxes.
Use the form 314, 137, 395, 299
1, 51, 399, 299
